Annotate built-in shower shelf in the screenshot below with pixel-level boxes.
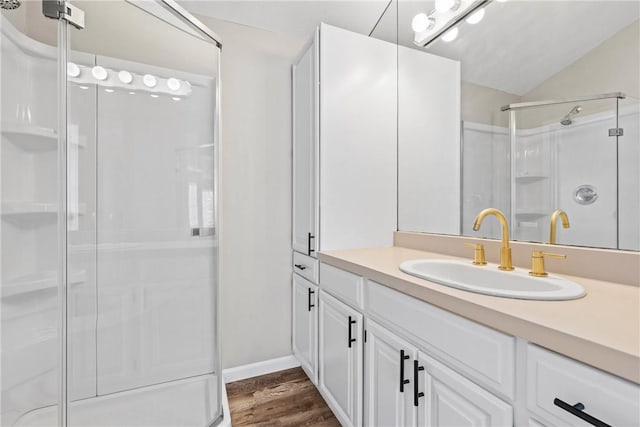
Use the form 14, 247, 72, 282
1, 201, 86, 224
515, 211, 549, 220
2, 123, 57, 151
515, 175, 548, 184
2, 269, 86, 299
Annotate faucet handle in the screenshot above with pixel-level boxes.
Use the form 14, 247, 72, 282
464, 243, 487, 266
529, 250, 567, 277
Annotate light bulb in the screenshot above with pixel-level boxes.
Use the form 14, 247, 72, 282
91, 66, 108, 81
465, 7, 485, 24
435, 0, 455, 13
67, 62, 80, 78
412, 13, 433, 33
143, 74, 157, 88
118, 70, 133, 84
441, 27, 459, 42
167, 78, 181, 91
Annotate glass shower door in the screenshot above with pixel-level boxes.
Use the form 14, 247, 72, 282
64, 1, 221, 426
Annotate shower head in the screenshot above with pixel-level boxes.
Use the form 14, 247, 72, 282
560, 105, 582, 126
0, 0, 21, 9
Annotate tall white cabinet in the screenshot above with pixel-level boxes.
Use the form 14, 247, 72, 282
291, 23, 397, 390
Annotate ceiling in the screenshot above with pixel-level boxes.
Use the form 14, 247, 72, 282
177, 0, 391, 42
178, 1, 639, 96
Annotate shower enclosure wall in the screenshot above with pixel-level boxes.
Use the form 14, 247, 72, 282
1, 1, 223, 426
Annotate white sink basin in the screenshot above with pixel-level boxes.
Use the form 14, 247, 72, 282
399, 259, 585, 300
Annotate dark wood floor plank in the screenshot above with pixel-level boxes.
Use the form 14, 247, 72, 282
226, 367, 340, 427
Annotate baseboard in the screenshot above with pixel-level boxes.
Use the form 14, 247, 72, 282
222, 355, 301, 384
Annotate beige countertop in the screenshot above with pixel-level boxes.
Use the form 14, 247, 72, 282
318, 246, 640, 384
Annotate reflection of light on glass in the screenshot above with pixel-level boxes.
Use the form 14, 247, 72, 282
188, 183, 199, 228
129, 91, 136, 95
67, 62, 81, 77
150, 94, 159, 98
202, 190, 214, 228
79, 86, 89, 90
92, 66, 108, 81
172, 97, 181, 101
68, 124, 80, 231
104, 88, 115, 93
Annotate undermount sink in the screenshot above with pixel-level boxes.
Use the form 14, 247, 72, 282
399, 259, 585, 301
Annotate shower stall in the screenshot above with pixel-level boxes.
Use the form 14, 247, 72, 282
1, 1, 223, 426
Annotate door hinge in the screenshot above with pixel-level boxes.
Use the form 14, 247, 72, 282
43, 0, 85, 29
609, 128, 624, 137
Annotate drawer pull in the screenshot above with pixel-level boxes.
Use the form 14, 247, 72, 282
553, 398, 611, 427
348, 316, 356, 348
399, 350, 410, 392
413, 360, 425, 407
294, 264, 307, 271
307, 232, 315, 256
307, 288, 315, 312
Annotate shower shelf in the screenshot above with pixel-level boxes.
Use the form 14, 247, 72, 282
515, 175, 548, 184
2, 269, 86, 299
1, 123, 57, 151
1, 201, 86, 223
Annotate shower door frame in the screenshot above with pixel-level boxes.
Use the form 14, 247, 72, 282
50, 1, 224, 426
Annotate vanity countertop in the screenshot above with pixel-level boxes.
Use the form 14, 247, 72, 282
318, 246, 640, 384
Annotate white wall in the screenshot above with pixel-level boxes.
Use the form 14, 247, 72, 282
196, 16, 305, 369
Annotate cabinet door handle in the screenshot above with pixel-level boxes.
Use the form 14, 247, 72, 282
347, 316, 357, 348
294, 264, 307, 270
413, 360, 425, 407
308, 232, 315, 256
307, 289, 315, 312
553, 398, 611, 427
399, 350, 410, 392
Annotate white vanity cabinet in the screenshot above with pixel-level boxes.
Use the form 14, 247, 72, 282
292, 23, 397, 257
318, 291, 363, 427
292, 272, 318, 383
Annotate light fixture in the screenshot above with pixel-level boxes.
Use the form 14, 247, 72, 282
465, 7, 485, 24
67, 62, 80, 78
91, 66, 108, 81
143, 74, 157, 88
167, 78, 181, 91
441, 27, 459, 42
435, 0, 459, 13
411, 13, 434, 33
118, 70, 133, 84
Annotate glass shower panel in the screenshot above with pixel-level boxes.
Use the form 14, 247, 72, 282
617, 96, 640, 251
65, 1, 221, 426
512, 98, 618, 248
1, 6, 61, 426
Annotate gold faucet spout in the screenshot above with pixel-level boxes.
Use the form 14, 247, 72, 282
550, 209, 570, 244
472, 208, 514, 270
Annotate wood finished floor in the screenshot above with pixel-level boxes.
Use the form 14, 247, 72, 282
226, 368, 340, 426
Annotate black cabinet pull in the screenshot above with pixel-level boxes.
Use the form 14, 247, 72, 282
413, 360, 425, 407
308, 232, 315, 256
554, 398, 611, 427
399, 350, 410, 392
294, 264, 307, 271
307, 289, 315, 312
347, 316, 357, 348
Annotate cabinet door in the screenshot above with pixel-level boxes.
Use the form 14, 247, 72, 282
364, 319, 417, 427
292, 30, 318, 256
318, 291, 363, 427
292, 273, 318, 384
416, 352, 512, 427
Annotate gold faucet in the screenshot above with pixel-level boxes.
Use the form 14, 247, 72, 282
549, 209, 570, 244
472, 208, 514, 271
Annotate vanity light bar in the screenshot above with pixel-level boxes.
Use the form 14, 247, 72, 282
66, 63, 193, 97
414, 0, 491, 47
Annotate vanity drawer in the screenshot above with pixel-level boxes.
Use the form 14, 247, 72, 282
527, 344, 640, 427
366, 280, 515, 400
319, 263, 363, 309
293, 252, 319, 283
